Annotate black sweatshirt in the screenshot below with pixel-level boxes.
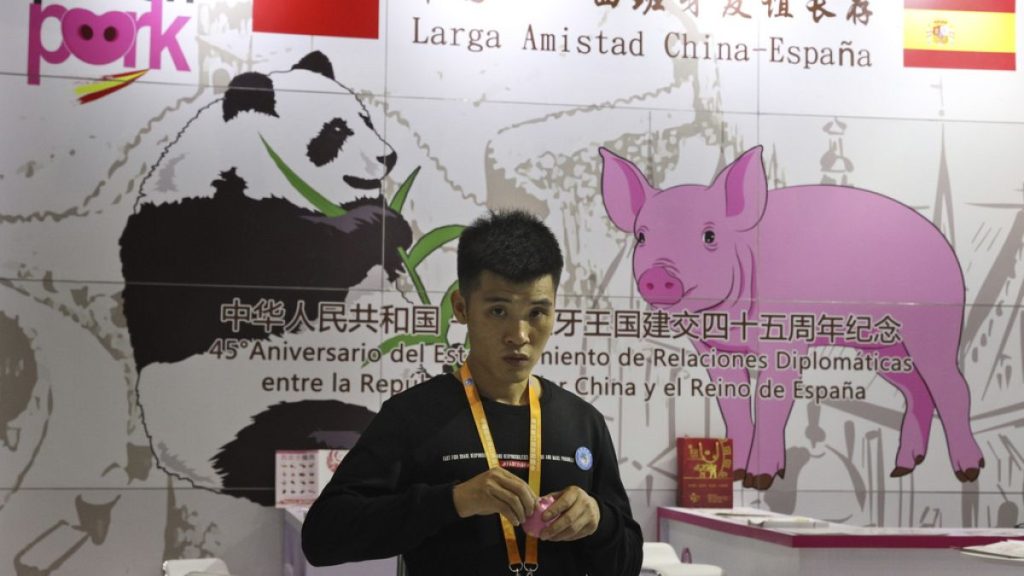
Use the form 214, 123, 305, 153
301, 373, 643, 575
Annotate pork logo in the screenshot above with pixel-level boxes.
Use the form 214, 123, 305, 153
27, 0, 192, 86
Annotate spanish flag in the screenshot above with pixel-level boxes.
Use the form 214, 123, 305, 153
904, 0, 1016, 70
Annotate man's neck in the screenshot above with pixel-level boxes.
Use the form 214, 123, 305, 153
465, 356, 535, 406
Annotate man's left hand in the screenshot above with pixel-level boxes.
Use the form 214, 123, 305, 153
537, 486, 600, 542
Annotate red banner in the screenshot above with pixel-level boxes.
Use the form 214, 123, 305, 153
253, 0, 379, 39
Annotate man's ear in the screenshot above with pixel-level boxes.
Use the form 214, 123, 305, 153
451, 289, 467, 323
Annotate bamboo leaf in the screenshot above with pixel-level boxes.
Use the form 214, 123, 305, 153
397, 247, 430, 304
406, 225, 465, 271
260, 134, 345, 217
439, 279, 460, 340
389, 167, 421, 215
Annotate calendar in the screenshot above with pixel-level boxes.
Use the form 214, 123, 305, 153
275, 449, 348, 508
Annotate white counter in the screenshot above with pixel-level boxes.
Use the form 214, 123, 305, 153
658, 506, 1024, 576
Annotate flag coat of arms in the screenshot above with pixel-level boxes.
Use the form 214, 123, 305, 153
254, 0, 379, 39
904, 0, 1016, 70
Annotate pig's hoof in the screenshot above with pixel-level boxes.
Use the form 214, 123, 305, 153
954, 459, 985, 482
743, 473, 776, 490
890, 466, 913, 478
753, 474, 775, 490
955, 468, 980, 482
892, 455, 925, 476
733, 469, 746, 482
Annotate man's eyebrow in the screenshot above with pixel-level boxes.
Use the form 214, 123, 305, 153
481, 296, 511, 303
479, 296, 554, 306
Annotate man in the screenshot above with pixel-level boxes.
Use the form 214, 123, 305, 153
302, 210, 643, 575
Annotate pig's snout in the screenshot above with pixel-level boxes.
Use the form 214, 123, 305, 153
638, 267, 684, 305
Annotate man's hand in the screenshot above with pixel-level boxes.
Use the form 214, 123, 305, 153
453, 468, 538, 526
538, 486, 600, 542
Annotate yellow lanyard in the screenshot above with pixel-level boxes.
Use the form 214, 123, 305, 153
458, 363, 542, 576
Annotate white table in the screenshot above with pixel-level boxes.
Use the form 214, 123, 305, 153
282, 507, 398, 576
658, 507, 1024, 576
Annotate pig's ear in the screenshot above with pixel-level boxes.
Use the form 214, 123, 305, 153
713, 146, 767, 231
600, 147, 655, 232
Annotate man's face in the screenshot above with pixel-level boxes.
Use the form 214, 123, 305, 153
452, 270, 556, 390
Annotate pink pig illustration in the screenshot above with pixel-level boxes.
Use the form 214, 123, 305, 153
600, 146, 984, 490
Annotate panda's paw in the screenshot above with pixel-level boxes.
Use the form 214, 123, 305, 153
211, 168, 247, 198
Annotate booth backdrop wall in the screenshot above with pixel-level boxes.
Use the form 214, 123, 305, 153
1, 0, 1023, 574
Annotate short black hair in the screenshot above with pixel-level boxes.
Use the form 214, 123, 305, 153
457, 210, 563, 296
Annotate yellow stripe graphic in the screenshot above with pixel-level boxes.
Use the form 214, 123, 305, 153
904, 9, 1015, 53
74, 70, 148, 97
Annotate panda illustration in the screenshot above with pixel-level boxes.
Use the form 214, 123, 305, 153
120, 52, 410, 505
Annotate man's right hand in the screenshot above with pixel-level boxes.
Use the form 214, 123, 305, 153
452, 468, 538, 526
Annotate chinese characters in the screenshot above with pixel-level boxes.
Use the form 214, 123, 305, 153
595, 0, 871, 24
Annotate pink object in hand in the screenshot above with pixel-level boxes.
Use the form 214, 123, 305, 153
522, 495, 558, 537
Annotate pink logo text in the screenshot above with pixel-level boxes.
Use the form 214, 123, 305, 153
28, 0, 191, 85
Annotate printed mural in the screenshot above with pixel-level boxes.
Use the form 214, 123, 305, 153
1, 0, 1023, 574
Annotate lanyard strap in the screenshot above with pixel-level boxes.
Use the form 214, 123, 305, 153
458, 363, 541, 574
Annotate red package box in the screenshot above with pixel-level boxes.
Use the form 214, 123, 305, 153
677, 437, 733, 508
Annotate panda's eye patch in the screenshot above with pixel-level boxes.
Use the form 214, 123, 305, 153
308, 118, 355, 167
359, 112, 373, 129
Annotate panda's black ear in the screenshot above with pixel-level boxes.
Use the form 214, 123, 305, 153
292, 51, 335, 80
223, 72, 277, 121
